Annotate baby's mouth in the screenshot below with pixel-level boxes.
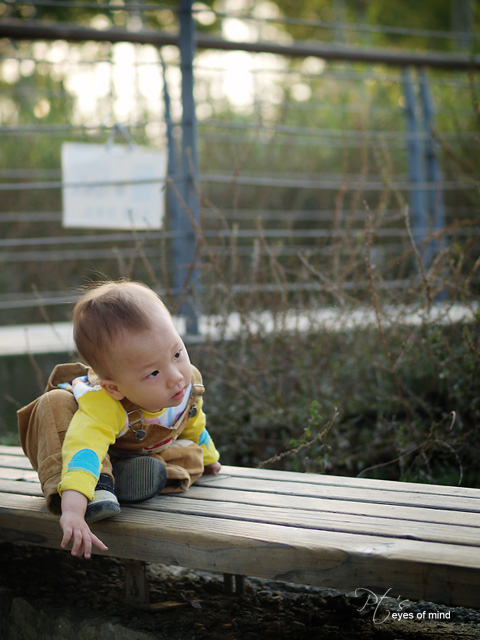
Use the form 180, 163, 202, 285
171, 387, 186, 403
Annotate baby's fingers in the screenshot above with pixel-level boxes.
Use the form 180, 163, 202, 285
60, 514, 108, 558
70, 527, 88, 557
91, 531, 108, 553
60, 522, 74, 550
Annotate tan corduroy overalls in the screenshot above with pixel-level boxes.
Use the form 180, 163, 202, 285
18, 362, 205, 515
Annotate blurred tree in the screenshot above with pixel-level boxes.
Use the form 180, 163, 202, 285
234, 0, 478, 52
0, 0, 220, 34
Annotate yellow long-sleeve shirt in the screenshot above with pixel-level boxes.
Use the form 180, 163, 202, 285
58, 369, 219, 500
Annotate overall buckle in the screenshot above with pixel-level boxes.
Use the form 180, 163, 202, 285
127, 408, 146, 441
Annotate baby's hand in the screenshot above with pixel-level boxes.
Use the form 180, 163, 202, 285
60, 490, 108, 559
204, 461, 221, 475
60, 512, 108, 559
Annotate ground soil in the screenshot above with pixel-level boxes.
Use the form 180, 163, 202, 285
0, 543, 479, 640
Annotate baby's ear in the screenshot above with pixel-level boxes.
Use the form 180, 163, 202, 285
100, 379, 125, 400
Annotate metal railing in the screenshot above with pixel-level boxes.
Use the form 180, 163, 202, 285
0, 3, 479, 330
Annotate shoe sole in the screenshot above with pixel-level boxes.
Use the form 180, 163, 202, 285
113, 456, 167, 503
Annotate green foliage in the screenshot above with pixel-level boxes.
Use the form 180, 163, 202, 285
256, 0, 479, 52
188, 309, 479, 486
0, 0, 220, 34
1, 1, 480, 488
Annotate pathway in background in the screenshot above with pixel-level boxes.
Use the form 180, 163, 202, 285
0, 303, 476, 357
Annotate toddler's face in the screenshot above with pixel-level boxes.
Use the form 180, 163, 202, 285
101, 304, 192, 413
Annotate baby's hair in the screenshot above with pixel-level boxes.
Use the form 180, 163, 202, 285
73, 280, 169, 378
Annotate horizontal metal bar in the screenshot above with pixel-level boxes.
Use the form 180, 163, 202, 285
0, 176, 167, 191
0, 175, 473, 192
0, 295, 79, 310
1, 19, 479, 70
2, 0, 175, 12
0, 247, 163, 262
198, 173, 472, 191
0, 231, 171, 248
0, 280, 408, 311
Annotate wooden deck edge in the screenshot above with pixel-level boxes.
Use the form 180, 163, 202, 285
1, 494, 479, 609
2, 447, 480, 609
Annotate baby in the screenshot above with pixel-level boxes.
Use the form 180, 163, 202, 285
18, 280, 220, 559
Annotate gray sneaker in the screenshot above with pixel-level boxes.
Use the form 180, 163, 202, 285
85, 473, 121, 523
112, 456, 167, 503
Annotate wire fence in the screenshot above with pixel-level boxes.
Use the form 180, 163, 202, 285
0, 2, 479, 327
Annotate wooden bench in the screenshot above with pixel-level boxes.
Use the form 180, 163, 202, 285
1, 444, 480, 610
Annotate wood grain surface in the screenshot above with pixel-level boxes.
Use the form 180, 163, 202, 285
1, 446, 479, 608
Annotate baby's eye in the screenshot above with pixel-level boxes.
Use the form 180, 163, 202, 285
147, 370, 160, 378
174, 350, 182, 361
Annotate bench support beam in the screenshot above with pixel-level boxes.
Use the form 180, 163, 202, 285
125, 561, 247, 607
124, 559, 150, 608
224, 573, 245, 596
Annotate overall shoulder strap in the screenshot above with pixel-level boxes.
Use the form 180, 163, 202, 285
190, 365, 205, 403
45, 362, 90, 392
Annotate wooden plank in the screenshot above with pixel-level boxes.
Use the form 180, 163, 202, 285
215, 465, 480, 498
0, 468, 39, 482
2, 492, 478, 570
3, 457, 480, 528
3, 449, 479, 499
179, 485, 480, 527
0, 493, 479, 608
2, 449, 479, 503
4, 473, 480, 531
129, 495, 480, 546
0, 479, 43, 496
0, 446, 24, 456
3, 457, 480, 526
0, 454, 34, 470
194, 474, 480, 512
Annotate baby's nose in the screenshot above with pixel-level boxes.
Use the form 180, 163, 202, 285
167, 366, 183, 386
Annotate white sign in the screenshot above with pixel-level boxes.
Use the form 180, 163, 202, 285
62, 142, 167, 229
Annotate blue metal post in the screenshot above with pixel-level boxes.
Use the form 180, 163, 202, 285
419, 70, 446, 265
402, 68, 427, 255
177, 0, 200, 335
160, 56, 184, 300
